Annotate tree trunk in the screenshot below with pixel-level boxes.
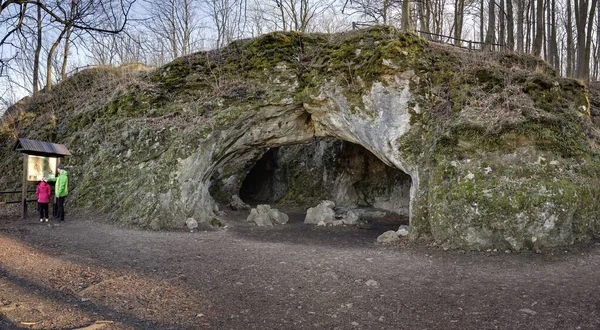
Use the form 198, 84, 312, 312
590, 44, 598, 81
480, 0, 485, 44
33, 2, 41, 95
507, 0, 514, 50
583, 0, 598, 82
484, 0, 496, 50
526, 0, 532, 53
566, 0, 574, 77
516, 0, 524, 52
276, 0, 287, 30
532, 0, 543, 57
46, 28, 67, 92
402, 0, 412, 31
170, 1, 178, 57
419, 0, 431, 39
433, 0, 445, 36
60, 25, 72, 80
574, 0, 584, 79
382, 0, 388, 25
596, 1, 600, 78
549, 0, 559, 71
454, 0, 465, 46
499, 0, 505, 49
574, 0, 597, 81
182, 0, 191, 55
544, 0, 550, 62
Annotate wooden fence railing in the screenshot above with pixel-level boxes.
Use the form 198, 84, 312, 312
0, 190, 36, 205
415, 30, 506, 51
351, 22, 506, 51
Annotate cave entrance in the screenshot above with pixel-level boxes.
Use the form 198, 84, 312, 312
239, 138, 412, 231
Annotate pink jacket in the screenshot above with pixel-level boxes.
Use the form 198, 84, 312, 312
36, 182, 51, 203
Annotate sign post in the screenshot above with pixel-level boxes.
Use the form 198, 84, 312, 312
22, 154, 27, 219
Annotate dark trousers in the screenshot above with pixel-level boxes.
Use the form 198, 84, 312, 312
38, 202, 49, 219
56, 196, 66, 221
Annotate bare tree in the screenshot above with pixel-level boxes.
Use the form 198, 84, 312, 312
574, 0, 598, 81
342, 0, 403, 26
203, 0, 247, 49
418, 0, 431, 38
1, 0, 135, 94
0, 1, 28, 79
566, 0, 574, 77
426, 0, 446, 36
46, 26, 67, 91
247, 0, 276, 36
47, 0, 135, 91
274, 0, 330, 32
143, 0, 201, 60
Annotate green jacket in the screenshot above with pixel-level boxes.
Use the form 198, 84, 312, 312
48, 170, 68, 197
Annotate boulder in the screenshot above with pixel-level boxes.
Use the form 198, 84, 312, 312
246, 205, 288, 227
377, 231, 400, 243
396, 225, 409, 237
343, 211, 360, 225
305, 201, 336, 225
185, 218, 198, 230
268, 208, 289, 224
320, 200, 335, 209
230, 195, 251, 211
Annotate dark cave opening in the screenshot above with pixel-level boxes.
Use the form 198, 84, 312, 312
239, 139, 412, 230
239, 148, 279, 205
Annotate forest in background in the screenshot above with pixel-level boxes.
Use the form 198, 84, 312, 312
0, 0, 597, 113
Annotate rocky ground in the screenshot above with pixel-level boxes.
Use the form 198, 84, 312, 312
1, 210, 600, 330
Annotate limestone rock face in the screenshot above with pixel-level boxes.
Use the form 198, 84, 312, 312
2, 26, 599, 250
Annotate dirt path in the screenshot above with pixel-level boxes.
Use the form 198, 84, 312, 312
1, 211, 600, 330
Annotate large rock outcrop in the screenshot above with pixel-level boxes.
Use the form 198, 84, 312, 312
1, 26, 599, 250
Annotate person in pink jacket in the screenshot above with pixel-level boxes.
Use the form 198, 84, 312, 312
36, 177, 51, 222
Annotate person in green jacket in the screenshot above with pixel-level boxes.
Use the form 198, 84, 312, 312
48, 163, 68, 221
